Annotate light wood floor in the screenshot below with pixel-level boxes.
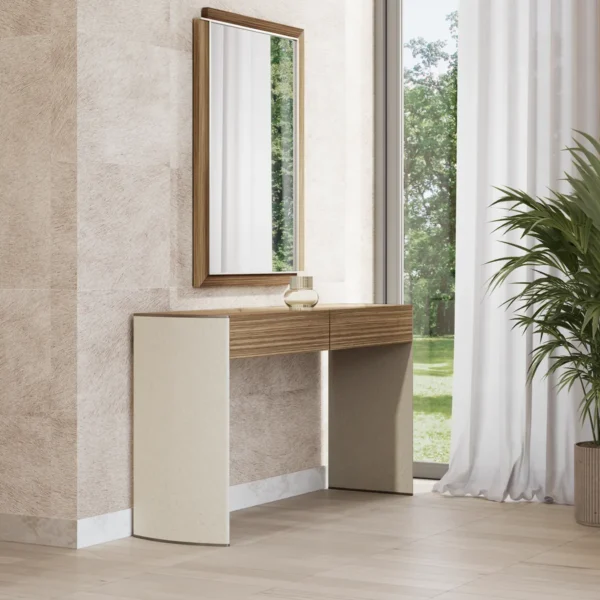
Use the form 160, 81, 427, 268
1, 481, 599, 599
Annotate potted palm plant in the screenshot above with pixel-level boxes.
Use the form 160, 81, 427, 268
490, 132, 600, 526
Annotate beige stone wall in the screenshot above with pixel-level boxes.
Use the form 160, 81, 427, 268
230, 354, 322, 486
0, 0, 374, 521
0, 0, 78, 520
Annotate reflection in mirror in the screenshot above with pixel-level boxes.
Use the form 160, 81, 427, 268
209, 22, 297, 275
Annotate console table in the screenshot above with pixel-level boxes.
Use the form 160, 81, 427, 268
133, 304, 413, 545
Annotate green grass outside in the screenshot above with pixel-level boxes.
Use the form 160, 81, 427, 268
413, 336, 453, 464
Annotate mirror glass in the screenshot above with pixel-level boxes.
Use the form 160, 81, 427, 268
209, 22, 298, 275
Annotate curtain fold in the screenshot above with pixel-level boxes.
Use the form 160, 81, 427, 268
435, 0, 600, 504
209, 24, 273, 275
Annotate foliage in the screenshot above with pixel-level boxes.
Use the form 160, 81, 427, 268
404, 11, 457, 336
490, 132, 600, 446
271, 37, 295, 272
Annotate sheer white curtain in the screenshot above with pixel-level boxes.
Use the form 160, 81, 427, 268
435, 0, 600, 504
210, 24, 273, 274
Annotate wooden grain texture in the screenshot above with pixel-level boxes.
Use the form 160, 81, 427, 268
134, 304, 396, 318
201, 8, 304, 38
192, 18, 210, 288
330, 306, 413, 350
201, 273, 295, 287
229, 311, 330, 359
134, 305, 413, 357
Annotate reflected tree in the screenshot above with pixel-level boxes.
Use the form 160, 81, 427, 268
271, 37, 295, 272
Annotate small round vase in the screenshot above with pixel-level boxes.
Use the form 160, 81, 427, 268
284, 276, 319, 311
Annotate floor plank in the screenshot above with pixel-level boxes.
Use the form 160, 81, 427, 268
0, 483, 593, 600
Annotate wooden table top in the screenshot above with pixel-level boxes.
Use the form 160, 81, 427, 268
134, 303, 407, 317
134, 304, 412, 358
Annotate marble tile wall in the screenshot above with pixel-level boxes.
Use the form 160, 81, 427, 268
76, 0, 174, 519
230, 354, 322, 485
0, 512, 77, 548
0, 0, 78, 520
1, 0, 374, 523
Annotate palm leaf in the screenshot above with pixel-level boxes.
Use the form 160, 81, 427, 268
489, 132, 600, 445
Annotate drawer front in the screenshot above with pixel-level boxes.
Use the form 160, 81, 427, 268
229, 311, 330, 358
330, 306, 412, 351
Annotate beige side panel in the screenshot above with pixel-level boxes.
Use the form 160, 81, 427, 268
329, 343, 413, 494
133, 316, 229, 545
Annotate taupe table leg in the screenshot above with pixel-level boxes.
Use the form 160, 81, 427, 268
329, 343, 413, 494
133, 316, 230, 545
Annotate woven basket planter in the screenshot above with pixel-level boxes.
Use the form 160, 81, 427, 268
575, 442, 600, 527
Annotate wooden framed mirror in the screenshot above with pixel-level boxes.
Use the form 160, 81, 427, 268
193, 9, 305, 287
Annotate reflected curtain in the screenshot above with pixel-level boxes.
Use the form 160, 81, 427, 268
435, 0, 600, 504
210, 25, 273, 274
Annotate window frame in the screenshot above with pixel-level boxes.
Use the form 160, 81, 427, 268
375, 0, 450, 481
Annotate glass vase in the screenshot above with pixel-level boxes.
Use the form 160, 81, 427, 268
284, 276, 319, 311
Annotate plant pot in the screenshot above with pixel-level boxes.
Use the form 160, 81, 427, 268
575, 442, 600, 527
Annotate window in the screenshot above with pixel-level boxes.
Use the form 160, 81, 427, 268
403, 0, 458, 465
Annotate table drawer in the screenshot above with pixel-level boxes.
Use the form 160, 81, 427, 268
330, 306, 412, 351
229, 311, 330, 358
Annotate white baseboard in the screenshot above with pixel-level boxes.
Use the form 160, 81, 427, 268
77, 509, 132, 549
0, 509, 132, 549
229, 466, 327, 512
0, 468, 326, 548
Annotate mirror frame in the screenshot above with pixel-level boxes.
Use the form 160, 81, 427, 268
192, 9, 305, 287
